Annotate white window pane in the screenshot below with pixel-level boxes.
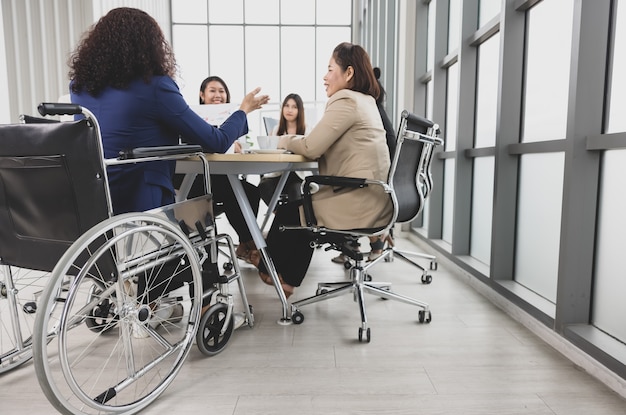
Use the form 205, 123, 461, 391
172, 0, 207, 23
442, 158, 455, 243
209, 26, 245, 102
209, 0, 243, 24
316, 27, 352, 101
515, 153, 564, 303
608, 1, 626, 133
173, 25, 209, 105
475, 33, 499, 148
470, 156, 494, 265
281, 27, 316, 102
281, 0, 315, 24
479, 0, 501, 27
445, 63, 459, 151
522, 0, 574, 142
592, 149, 626, 343
246, 26, 280, 104
427, 1, 436, 71
317, 0, 352, 25
448, 0, 461, 53
426, 80, 434, 121
245, 0, 279, 24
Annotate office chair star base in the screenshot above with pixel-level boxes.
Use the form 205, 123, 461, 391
290, 259, 432, 342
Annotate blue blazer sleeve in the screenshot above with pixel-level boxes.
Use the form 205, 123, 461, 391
155, 77, 249, 153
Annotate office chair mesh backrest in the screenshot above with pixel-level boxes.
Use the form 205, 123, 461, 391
0, 119, 110, 271
389, 111, 435, 223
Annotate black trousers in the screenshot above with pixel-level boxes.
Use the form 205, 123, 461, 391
258, 172, 303, 206
258, 201, 314, 287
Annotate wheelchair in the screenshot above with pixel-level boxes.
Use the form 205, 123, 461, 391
0, 103, 253, 414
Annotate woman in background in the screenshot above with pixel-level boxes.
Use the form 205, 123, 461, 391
258, 93, 308, 206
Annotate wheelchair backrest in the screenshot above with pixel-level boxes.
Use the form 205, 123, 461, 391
0, 119, 111, 271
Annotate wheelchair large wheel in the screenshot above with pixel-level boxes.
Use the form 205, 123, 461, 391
0, 266, 64, 374
33, 213, 203, 415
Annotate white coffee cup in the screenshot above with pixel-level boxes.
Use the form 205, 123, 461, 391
257, 135, 280, 150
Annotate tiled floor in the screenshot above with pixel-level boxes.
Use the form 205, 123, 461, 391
2, 233, 626, 414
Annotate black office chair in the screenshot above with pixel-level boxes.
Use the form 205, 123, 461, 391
287, 110, 442, 342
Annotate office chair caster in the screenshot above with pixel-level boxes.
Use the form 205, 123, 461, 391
421, 273, 432, 284
418, 310, 432, 323
196, 303, 234, 356
358, 327, 371, 343
291, 310, 304, 324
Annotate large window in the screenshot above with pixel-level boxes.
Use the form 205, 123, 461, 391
593, 0, 626, 345
513, 0, 573, 303
171, 0, 352, 131
521, 0, 573, 142
608, 0, 626, 133
442, 63, 459, 244
470, 33, 499, 265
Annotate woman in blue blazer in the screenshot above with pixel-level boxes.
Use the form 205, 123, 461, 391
69, 7, 268, 214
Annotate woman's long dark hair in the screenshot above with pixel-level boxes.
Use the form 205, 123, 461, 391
69, 7, 176, 96
332, 42, 380, 100
277, 93, 306, 135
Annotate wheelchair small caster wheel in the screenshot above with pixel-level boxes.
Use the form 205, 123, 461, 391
316, 288, 329, 296
364, 273, 372, 282
196, 303, 234, 356
292, 310, 304, 324
421, 274, 432, 284
418, 310, 432, 323
430, 261, 438, 271
223, 261, 233, 271
358, 327, 371, 343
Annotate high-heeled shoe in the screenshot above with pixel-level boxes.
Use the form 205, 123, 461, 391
367, 233, 394, 262
235, 240, 257, 264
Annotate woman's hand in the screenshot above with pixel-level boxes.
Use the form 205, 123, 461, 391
239, 87, 270, 114
234, 140, 243, 153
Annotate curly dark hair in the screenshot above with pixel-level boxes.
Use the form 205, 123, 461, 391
69, 7, 177, 96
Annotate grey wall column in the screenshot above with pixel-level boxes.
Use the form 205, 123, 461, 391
412, 0, 429, 117
489, 0, 525, 281
450, 1, 478, 255
554, 0, 610, 330
427, 0, 450, 240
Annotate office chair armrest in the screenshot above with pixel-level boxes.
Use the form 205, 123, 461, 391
301, 175, 391, 227
304, 175, 368, 189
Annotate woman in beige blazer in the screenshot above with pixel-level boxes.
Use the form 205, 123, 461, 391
252, 42, 393, 298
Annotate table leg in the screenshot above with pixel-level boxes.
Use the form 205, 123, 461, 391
226, 174, 291, 324
260, 171, 290, 232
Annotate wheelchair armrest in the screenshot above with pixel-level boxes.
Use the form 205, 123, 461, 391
118, 145, 204, 160
38, 102, 83, 116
